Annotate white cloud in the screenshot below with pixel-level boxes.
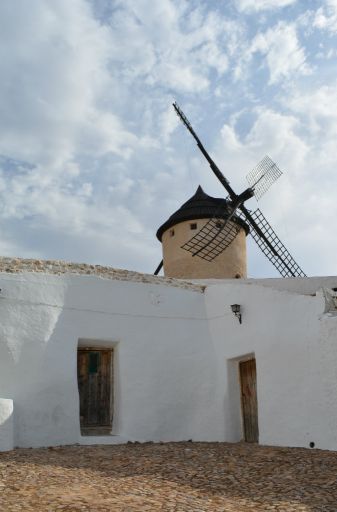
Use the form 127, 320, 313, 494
0, 0, 157, 266
208, 93, 337, 276
0, 0, 336, 278
248, 22, 311, 84
285, 85, 337, 168
287, 85, 337, 122
235, 0, 296, 13
159, 106, 180, 145
213, 108, 308, 190
108, 0, 236, 93
314, 0, 337, 32
0, 0, 240, 238
0, 0, 138, 168
0, 0, 246, 272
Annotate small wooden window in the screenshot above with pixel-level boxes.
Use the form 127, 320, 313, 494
170, 229, 175, 237
190, 223, 197, 230
89, 352, 99, 374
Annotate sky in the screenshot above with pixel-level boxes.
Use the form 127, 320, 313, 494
0, 0, 337, 278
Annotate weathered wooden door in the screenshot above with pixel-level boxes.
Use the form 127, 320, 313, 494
239, 359, 259, 443
77, 349, 112, 430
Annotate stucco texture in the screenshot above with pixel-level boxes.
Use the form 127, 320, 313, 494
1, 262, 337, 451
161, 220, 247, 279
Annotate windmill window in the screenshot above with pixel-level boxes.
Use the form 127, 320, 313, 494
169, 229, 175, 237
190, 223, 197, 230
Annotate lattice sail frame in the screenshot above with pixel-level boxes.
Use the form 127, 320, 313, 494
236, 208, 306, 277
246, 156, 282, 201
165, 102, 306, 278
181, 211, 241, 262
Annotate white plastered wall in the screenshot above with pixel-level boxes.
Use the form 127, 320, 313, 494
0, 272, 214, 448
0, 398, 14, 451
1, 271, 337, 451
204, 279, 337, 451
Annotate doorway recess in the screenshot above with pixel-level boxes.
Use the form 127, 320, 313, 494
77, 348, 113, 436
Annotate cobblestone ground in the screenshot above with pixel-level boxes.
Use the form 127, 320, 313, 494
1, 442, 337, 511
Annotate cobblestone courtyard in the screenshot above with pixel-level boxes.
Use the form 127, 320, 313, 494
1, 442, 337, 511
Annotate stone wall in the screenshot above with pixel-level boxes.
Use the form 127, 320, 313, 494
0, 257, 204, 293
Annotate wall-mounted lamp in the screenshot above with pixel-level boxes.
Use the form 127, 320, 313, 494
230, 304, 242, 324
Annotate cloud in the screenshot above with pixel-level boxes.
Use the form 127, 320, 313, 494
234, 0, 296, 13
193, 108, 310, 275
286, 84, 337, 122
0, 0, 137, 168
0, 0, 336, 278
207, 91, 337, 276
211, 107, 307, 198
0, 0, 156, 265
314, 0, 337, 32
247, 22, 311, 84
285, 84, 337, 171
107, 0, 236, 93
0, 0, 245, 272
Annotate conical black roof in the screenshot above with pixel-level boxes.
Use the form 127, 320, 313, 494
156, 186, 249, 241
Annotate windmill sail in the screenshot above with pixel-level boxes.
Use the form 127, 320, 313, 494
173, 102, 234, 196
238, 208, 306, 277
181, 215, 241, 261
154, 102, 306, 278
246, 156, 283, 201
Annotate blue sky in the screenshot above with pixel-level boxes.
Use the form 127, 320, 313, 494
1, 0, 337, 277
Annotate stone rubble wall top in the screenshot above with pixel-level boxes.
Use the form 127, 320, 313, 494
0, 257, 205, 293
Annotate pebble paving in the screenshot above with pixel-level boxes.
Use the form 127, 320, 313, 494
1, 442, 337, 511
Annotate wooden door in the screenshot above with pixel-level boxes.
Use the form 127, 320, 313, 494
239, 359, 259, 443
77, 349, 112, 429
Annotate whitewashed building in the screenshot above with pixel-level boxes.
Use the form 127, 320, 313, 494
1, 188, 337, 452
0, 259, 337, 452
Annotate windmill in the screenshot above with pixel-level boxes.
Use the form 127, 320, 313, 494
154, 102, 306, 278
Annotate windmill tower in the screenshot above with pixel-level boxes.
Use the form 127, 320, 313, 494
157, 186, 249, 279
154, 103, 306, 280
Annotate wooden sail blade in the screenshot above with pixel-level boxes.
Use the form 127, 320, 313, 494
238, 207, 306, 277
181, 217, 241, 261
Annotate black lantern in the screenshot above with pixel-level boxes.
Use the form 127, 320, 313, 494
230, 304, 242, 324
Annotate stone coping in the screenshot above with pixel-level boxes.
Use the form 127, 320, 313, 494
0, 257, 204, 293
